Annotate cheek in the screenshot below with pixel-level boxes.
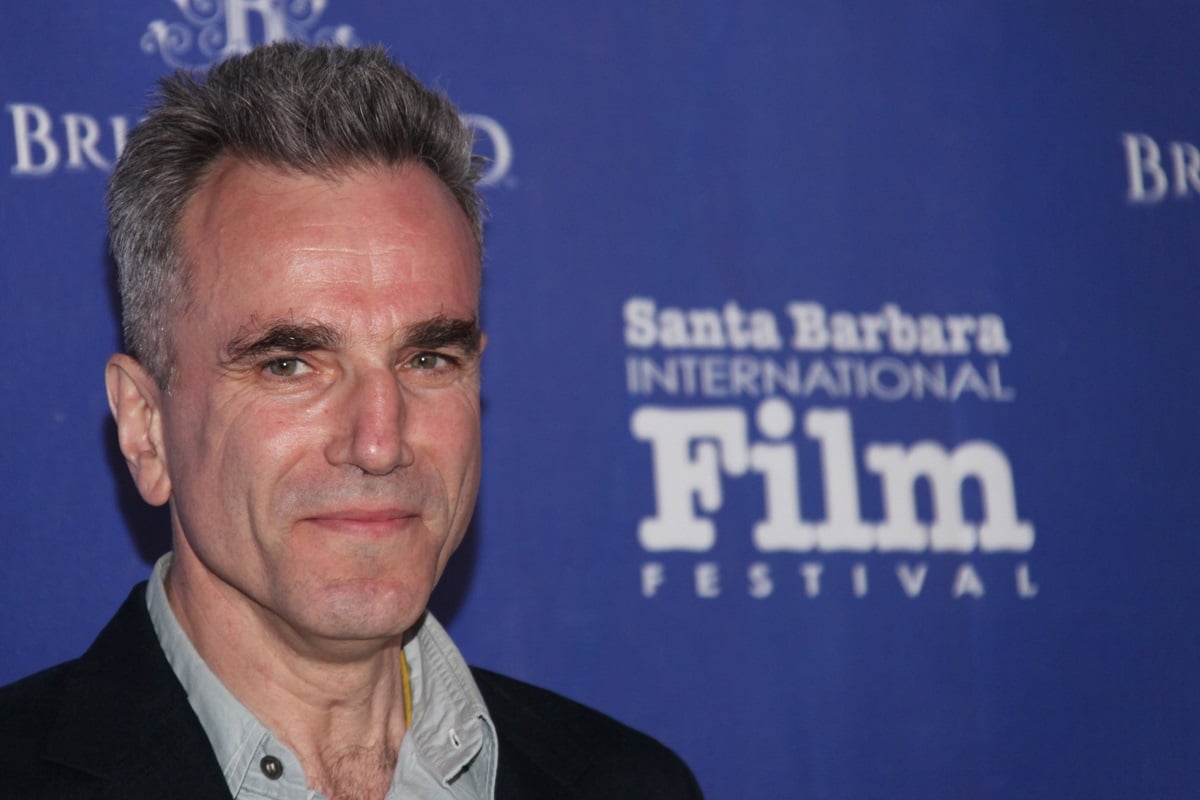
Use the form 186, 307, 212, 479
173, 394, 317, 519
422, 393, 482, 478
224, 403, 328, 500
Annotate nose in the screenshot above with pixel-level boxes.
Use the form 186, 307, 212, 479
328, 366, 413, 475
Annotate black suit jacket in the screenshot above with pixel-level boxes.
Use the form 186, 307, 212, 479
1, 585, 703, 799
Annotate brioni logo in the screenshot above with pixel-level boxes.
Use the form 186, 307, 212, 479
1123, 132, 1200, 203
143, 0, 360, 68
8, 1, 514, 184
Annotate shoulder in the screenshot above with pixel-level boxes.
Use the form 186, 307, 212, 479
0, 584, 225, 797
0, 659, 92, 793
0, 659, 76, 741
0, 656, 75, 710
471, 667, 703, 799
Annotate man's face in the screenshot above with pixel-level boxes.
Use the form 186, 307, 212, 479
152, 160, 482, 646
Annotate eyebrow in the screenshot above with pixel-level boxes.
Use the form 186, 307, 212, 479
221, 321, 342, 365
407, 314, 482, 355
218, 314, 481, 366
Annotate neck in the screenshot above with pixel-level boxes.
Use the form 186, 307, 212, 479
164, 555, 410, 799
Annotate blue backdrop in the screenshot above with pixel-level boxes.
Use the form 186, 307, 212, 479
3, 3, 1199, 798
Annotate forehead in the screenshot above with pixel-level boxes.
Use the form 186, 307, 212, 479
177, 158, 480, 329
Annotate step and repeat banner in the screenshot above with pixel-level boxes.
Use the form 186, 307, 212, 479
2, 3, 1198, 798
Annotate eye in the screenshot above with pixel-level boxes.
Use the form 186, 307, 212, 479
407, 352, 453, 370
264, 357, 308, 377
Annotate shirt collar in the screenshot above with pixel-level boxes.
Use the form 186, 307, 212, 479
146, 554, 496, 798
403, 611, 495, 789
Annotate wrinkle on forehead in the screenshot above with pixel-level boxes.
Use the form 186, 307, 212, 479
184, 156, 476, 260
178, 158, 480, 327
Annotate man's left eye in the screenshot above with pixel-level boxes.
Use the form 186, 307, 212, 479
264, 358, 307, 377
408, 352, 449, 370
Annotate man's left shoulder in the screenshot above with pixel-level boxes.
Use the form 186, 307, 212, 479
471, 666, 703, 799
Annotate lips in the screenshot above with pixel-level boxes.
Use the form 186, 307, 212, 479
302, 509, 420, 537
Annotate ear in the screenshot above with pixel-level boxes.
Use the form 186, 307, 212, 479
105, 354, 172, 507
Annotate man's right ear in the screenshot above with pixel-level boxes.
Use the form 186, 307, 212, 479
105, 354, 172, 507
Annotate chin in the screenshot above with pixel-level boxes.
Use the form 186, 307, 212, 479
301, 578, 430, 641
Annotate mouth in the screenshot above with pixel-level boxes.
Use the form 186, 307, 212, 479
302, 509, 420, 537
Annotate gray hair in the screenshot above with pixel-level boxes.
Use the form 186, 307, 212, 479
107, 42, 484, 387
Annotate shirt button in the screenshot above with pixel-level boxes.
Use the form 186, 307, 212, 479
260, 755, 284, 780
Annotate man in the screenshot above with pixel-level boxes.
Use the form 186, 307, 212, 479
0, 42, 702, 799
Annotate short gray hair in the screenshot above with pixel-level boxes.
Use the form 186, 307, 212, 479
107, 42, 484, 387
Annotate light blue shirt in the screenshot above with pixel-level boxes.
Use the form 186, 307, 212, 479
146, 555, 496, 799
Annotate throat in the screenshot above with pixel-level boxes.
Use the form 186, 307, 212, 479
314, 743, 399, 800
